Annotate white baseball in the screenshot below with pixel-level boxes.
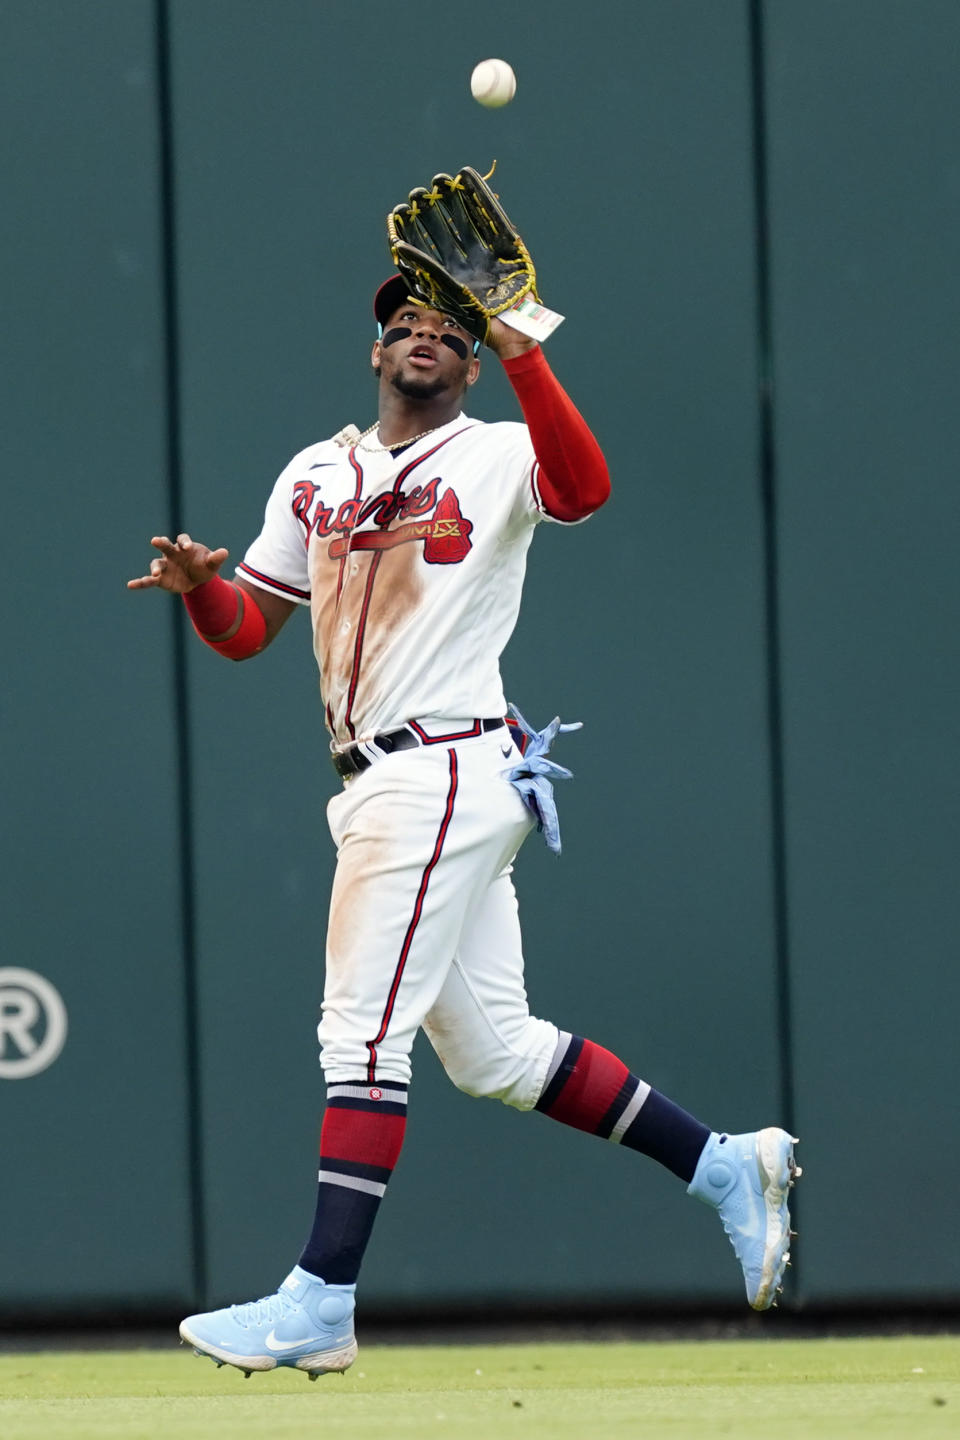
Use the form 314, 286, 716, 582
470, 59, 516, 109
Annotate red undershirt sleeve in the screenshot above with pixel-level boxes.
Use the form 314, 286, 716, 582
501, 345, 611, 522
182, 575, 267, 660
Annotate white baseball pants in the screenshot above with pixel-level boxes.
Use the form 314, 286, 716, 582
317, 724, 559, 1109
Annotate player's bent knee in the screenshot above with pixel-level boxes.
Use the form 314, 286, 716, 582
447, 1065, 529, 1106
430, 1021, 557, 1111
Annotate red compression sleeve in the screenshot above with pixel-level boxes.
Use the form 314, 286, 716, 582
182, 575, 266, 660
501, 345, 611, 521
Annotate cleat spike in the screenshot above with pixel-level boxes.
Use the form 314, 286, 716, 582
243, 1369, 252, 1379
216, 1361, 225, 1369
308, 1372, 320, 1382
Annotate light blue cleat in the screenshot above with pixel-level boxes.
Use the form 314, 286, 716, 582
688, 1127, 801, 1310
179, 1265, 357, 1379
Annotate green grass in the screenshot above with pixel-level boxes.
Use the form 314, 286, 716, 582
0, 1335, 957, 1440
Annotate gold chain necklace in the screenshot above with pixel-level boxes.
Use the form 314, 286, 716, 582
354, 420, 445, 454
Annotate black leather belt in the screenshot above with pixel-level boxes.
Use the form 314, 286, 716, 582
332, 717, 505, 780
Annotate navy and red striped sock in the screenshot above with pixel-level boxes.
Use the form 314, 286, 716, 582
535, 1033, 710, 1183
298, 1080, 408, 1285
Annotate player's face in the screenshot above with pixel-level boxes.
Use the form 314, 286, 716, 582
372, 304, 480, 401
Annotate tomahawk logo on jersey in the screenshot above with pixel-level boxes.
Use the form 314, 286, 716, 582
238, 415, 569, 748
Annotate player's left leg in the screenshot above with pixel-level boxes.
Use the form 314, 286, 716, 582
424, 882, 799, 1311
535, 1030, 799, 1310
424, 876, 713, 1170
422, 863, 558, 1109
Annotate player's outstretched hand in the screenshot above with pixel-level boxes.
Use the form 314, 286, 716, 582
127, 533, 229, 593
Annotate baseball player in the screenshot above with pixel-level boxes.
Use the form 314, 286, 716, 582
129, 171, 799, 1380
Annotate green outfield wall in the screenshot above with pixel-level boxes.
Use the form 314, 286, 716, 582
2, 0, 957, 1319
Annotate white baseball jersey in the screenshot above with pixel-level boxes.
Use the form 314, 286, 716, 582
239, 414, 562, 747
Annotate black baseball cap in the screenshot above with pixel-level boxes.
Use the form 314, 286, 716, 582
372, 274, 482, 354
373, 275, 413, 328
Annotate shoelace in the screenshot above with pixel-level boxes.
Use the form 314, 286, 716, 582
230, 1288, 299, 1329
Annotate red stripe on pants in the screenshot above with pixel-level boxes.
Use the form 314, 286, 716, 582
366, 749, 459, 1080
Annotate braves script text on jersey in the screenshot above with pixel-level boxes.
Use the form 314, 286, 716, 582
238, 416, 560, 747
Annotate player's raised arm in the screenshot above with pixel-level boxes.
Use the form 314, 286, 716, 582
487, 324, 610, 523
128, 533, 295, 660
387, 166, 610, 523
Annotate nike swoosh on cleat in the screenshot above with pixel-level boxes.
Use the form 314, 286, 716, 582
265, 1329, 326, 1353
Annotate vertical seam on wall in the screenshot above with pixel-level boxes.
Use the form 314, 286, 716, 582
154, 0, 207, 1309
748, 3, 797, 1160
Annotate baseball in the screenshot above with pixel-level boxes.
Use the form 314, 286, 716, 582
470, 58, 516, 108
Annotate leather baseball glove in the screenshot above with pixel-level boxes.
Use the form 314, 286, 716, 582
386, 166, 539, 344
